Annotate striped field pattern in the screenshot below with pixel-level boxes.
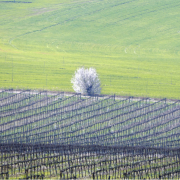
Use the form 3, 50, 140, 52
0, 89, 180, 179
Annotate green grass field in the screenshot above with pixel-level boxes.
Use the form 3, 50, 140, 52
0, 0, 180, 99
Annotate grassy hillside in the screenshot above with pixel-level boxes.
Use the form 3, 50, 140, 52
0, 0, 180, 98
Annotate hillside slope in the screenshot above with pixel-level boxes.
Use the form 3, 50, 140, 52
0, 0, 180, 98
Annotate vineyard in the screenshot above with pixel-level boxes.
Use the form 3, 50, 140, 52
1, 89, 180, 179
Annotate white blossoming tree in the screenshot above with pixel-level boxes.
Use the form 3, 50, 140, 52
71, 67, 101, 95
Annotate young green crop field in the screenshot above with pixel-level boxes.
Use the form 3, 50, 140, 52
0, 0, 180, 99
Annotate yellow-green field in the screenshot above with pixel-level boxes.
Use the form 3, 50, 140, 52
0, 0, 180, 98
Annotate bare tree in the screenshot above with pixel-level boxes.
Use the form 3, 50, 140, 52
71, 67, 101, 95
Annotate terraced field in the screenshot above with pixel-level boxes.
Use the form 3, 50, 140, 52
1, 90, 180, 179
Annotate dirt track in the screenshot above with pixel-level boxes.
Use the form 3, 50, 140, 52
0, 89, 178, 104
